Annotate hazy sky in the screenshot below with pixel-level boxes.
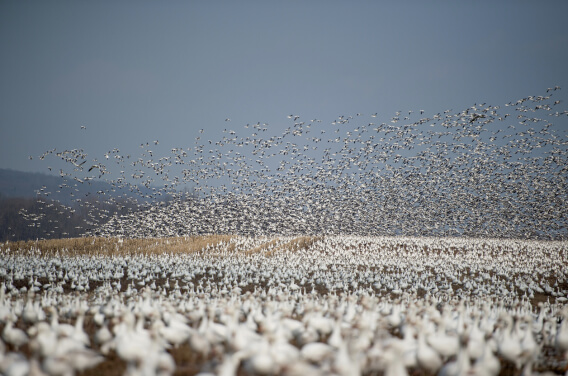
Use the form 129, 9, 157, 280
1, 0, 567, 175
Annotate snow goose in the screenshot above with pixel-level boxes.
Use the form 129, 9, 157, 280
554, 307, 568, 365
22, 293, 40, 325
189, 315, 212, 358
70, 306, 90, 346
301, 342, 335, 364
416, 329, 442, 374
28, 356, 47, 376
28, 322, 57, 358
327, 318, 343, 349
426, 316, 459, 359
243, 339, 279, 375
305, 305, 334, 336
519, 315, 539, 375
381, 339, 409, 376
45, 336, 104, 375
229, 322, 262, 352
0, 351, 30, 376
497, 314, 523, 368
400, 320, 418, 368
385, 303, 403, 329
112, 310, 151, 364
438, 333, 471, 376
152, 319, 189, 348
46, 306, 74, 339
333, 339, 361, 376
470, 334, 500, 376
216, 349, 251, 376
2, 315, 28, 350
466, 313, 485, 360
94, 321, 113, 353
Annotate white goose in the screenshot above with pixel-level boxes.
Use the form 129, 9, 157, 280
556, 307, 568, 355
155, 311, 193, 348
301, 342, 335, 364
95, 321, 113, 354
416, 329, 442, 374
427, 316, 459, 359
438, 334, 471, 376
28, 322, 57, 358
0, 351, 30, 376
381, 339, 409, 376
470, 335, 500, 376
497, 314, 523, 368
2, 315, 28, 350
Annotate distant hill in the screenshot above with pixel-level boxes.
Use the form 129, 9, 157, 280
0, 168, 161, 205
0, 168, 62, 198
1, 168, 110, 203
0, 168, 161, 241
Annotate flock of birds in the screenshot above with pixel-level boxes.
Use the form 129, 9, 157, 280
0, 236, 567, 375
5, 88, 565, 375
24, 87, 567, 240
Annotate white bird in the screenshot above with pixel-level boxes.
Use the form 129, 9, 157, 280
471, 335, 500, 376
416, 330, 442, 374
381, 339, 409, 376
301, 342, 334, 363
2, 316, 29, 350
556, 307, 568, 353
438, 335, 471, 376
0, 352, 30, 376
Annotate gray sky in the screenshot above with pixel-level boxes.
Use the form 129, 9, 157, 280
1, 0, 567, 175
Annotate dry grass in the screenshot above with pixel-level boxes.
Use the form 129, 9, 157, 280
0, 235, 321, 257
286, 236, 321, 251
1, 235, 235, 256
266, 236, 322, 256
243, 238, 281, 255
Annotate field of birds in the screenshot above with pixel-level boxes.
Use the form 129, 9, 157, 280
1, 235, 567, 376
1, 89, 568, 375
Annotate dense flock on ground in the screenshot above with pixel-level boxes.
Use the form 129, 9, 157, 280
0, 236, 567, 375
